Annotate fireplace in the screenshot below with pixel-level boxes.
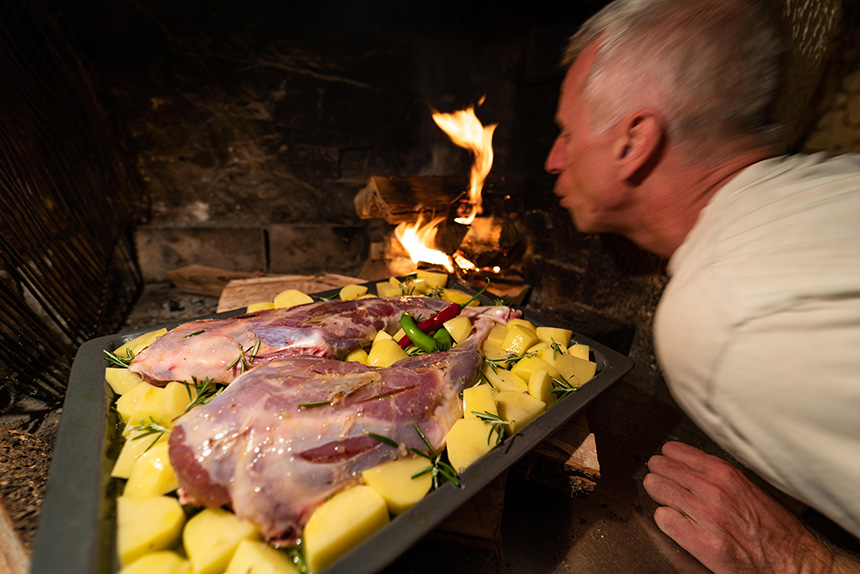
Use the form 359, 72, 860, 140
2, 0, 677, 420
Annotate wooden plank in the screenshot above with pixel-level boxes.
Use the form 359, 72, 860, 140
216, 273, 365, 312
354, 176, 466, 223
0, 500, 29, 574
519, 414, 601, 495
166, 264, 263, 299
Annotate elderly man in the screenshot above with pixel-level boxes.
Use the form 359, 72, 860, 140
545, 0, 860, 572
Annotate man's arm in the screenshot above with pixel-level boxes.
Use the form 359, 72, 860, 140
643, 441, 860, 574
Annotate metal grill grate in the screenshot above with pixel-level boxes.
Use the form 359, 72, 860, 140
0, 1, 148, 413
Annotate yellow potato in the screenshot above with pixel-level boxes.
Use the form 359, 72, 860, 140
304, 486, 389, 573
506, 318, 536, 332
535, 326, 573, 348
273, 289, 313, 309
111, 429, 168, 479
481, 363, 528, 393
105, 367, 144, 396
124, 441, 179, 497
116, 495, 185, 567
445, 417, 496, 472
482, 341, 506, 362
442, 288, 478, 306
183, 508, 260, 574
501, 325, 539, 356
225, 540, 298, 574
463, 384, 497, 419
246, 301, 274, 313
373, 329, 393, 342
443, 316, 472, 344
361, 456, 433, 515
118, 551, 189, 574
115, 381, 157, 423
339, 284, 368, 301
416, 270, 448, 289
528, 370, 555, 404
510, 355, 559, 382
376, 281, 402, 298
366, 338, 408, 367
495, 391, 546, 435
113, 328, 168, 359
344, 348, 369, 365
538, 350, 595, 386
568, 343, 590, 360
485, 324, 508, 348
121, 382, 192, 434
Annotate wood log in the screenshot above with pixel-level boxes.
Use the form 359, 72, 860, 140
165, 264, 263, 299
354, 176, 467, 224
517, 414, 601, 495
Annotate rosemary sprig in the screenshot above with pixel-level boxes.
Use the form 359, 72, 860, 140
126, 417, 169, 453
476, 368, 495, 390
485, 351, 536, 373
317, 293, 338, 301
427, 286, 445, 299
550, 373, 580, 401
298, 400, 332, 408
103, 348, 134, 369
549, 338, 564, 361
181, 377, 222, 415
494, 295, 513, 307
363, 431, 399, 448
184, 330, 205, 338
409, 424, 461, 488
227, 339, 262, 373
471, 411, 512, 445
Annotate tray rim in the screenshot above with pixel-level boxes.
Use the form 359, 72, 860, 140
30, 278, 633, 574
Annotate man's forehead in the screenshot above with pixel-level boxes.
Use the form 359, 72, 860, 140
557, 42, 599, 121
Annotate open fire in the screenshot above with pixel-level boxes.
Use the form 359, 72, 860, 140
383, 100, 524, 286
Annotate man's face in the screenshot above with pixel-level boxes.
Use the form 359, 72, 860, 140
545, 45, 631, 234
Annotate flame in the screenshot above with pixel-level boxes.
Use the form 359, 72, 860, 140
432, 103, 496, 225
394, 216, 454, 273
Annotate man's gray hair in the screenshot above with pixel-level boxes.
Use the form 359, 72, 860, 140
565, 0, 786, 155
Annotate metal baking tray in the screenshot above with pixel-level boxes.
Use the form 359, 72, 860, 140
31, 279, 633, 574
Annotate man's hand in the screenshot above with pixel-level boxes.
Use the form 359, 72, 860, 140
643, 441, 860, 574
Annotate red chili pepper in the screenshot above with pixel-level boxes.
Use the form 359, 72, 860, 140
398, 278, 491, 349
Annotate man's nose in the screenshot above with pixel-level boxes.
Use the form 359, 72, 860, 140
545, 137, 563, 174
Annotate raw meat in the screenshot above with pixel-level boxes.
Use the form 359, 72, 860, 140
167, 318, 497, 542
130, 296, 516, 386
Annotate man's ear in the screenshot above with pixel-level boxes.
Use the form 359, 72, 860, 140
613, 111, 663, 182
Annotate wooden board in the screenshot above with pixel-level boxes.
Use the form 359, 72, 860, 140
216, 273, 365, 313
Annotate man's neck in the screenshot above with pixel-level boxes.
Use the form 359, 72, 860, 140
629, 146, 779, 259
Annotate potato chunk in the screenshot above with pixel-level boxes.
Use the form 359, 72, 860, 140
225, 540, 298, 574
495, 391, 546, 435
366, 338, 408, 367
304, 486, 389, 573
111, 429, 168, 479
443, 316, 472, 344
124, 441, 180, 497
118, 551, 189, 574
344, 348, 369, 365
113, 328, 167, 359
501, 325, 539, 356
510, 355, 559, 382
105, 368, 144, 396
535, 326, 572, 348
116, 495, 185, 567
339, 284, 368, 301
361, 456, 433, 515
445, 417, 495, 472
183, 508, 260, 574
527, 370, 555, 404
246, 301, 274, 313
463, 384, 497, 419
375, 281, 402, 297
480, 364, 527, 393
119, 382, 192, 435
416, 270, 448, 289
273, 289, 313, 309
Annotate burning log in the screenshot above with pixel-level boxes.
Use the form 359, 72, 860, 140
353, 176, 469, 224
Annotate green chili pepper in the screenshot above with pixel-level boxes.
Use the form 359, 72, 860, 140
432, 327, 453, 351
400, 313, 438, 353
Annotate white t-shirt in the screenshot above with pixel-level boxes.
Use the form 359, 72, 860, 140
654, 152, 860, 537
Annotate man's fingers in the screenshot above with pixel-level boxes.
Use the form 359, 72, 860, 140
660, 441, 720, 472
643, 469, 695, 513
